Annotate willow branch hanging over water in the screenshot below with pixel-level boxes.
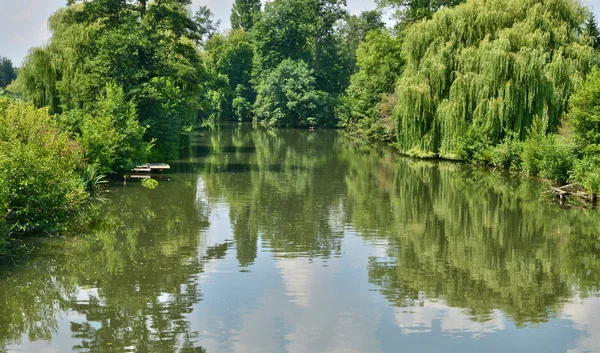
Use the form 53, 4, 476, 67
395, 0, 594, 158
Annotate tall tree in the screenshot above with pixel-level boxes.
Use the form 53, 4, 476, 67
203, 29, 255, 121
194, 5, 221, 45
251, 0, 348, 94
394, 0, 593, 158
17, 0, 208, 165
586, 14, 600, 50
230, 0, 261, 31
376, 0, 465, 29
337, 29, 404, 142
310, 0, 347, 76
0, 56, 16, 88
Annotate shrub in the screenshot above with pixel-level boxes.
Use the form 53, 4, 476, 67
0, 98, 88, 235
571, 155, 600, 195
456, 126, 494, 164
521, 116, 574, 183
491, 132, 523, 169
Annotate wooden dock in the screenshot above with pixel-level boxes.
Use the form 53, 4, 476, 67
132, 163, 171, 172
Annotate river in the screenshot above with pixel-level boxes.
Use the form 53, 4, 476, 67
1, 123, 600, 353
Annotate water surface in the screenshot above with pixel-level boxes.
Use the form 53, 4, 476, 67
2, 123, 600, 353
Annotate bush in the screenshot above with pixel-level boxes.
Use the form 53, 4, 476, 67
571, 155, 600, 194
456, 126, 494, 164
491, 132, 523, 169
0, 98, 88, 235
521, 116, 573, 183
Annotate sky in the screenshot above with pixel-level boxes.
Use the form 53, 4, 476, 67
1, 0, 600, 66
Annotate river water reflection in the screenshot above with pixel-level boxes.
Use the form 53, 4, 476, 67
1, 123, 600, 353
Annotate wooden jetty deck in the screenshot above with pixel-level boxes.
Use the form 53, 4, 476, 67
132, 163, 171, 172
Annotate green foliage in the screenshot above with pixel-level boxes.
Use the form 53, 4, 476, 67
568, 67, 600, 154
456, 125, 494, 163
490, 131, 523, 169
586, 14, 600, 50
251, 0, 349, 94
16, 1, 208, 162
203, 30, 255, 121
61, 84, 150, 174
0, 57, 17, 89
194, 5, 220, 45
521, 117, 573, 183
395, 0, 594, 158
231, 0, 261, 30
232, 85, 253, 121
254, 59, 333, 127
376, 0, 466, 29
0, 98, 88, 236
338, 29, 404, 142
571, 154, 600, 194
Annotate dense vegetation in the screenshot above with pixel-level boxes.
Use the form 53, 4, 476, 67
3, 0, 600, 253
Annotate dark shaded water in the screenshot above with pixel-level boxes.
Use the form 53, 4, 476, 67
2, 123, 600, 353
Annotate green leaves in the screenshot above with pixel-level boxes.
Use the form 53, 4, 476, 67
17, 0, 208, 163
254, 59, 333, 128
395, 0, 593, 158
0, 98, 88, 236
338, 29, 404, 142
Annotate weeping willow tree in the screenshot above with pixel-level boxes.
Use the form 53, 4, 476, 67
395, 0, 594, 158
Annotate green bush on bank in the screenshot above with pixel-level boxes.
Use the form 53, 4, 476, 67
0, 98, 88, 248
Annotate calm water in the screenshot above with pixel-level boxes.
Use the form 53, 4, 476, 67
2, 123, 600, 353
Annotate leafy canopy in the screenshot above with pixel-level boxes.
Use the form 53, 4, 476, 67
394, 0, 594, 158
254, 59, 333, 128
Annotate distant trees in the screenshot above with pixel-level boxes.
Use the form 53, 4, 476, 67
375, 0, 466, 29
586, 14, 600, 50
203, 29, 255, 121
254, 59, 333, 127
337, 29, 404, 142
194, 5, 221, 45
230, 0, 261, 31
0, 57, 16, 88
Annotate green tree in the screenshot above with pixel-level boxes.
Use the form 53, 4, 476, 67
338, 29, 404, 142
0, 57, 16, 89
586, 14, 600, 50
376, 0, 465, 28
251, 0, 349, 95
567, 67, 600, 192
194, 5, 221, 45
254, 59, 333, 127
16, 0, 208, 162
203, 30, 255, 121
394, 0, 593, 159
230, 0, 261, 31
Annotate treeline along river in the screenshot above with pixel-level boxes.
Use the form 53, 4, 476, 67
1, 123, 600, 353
